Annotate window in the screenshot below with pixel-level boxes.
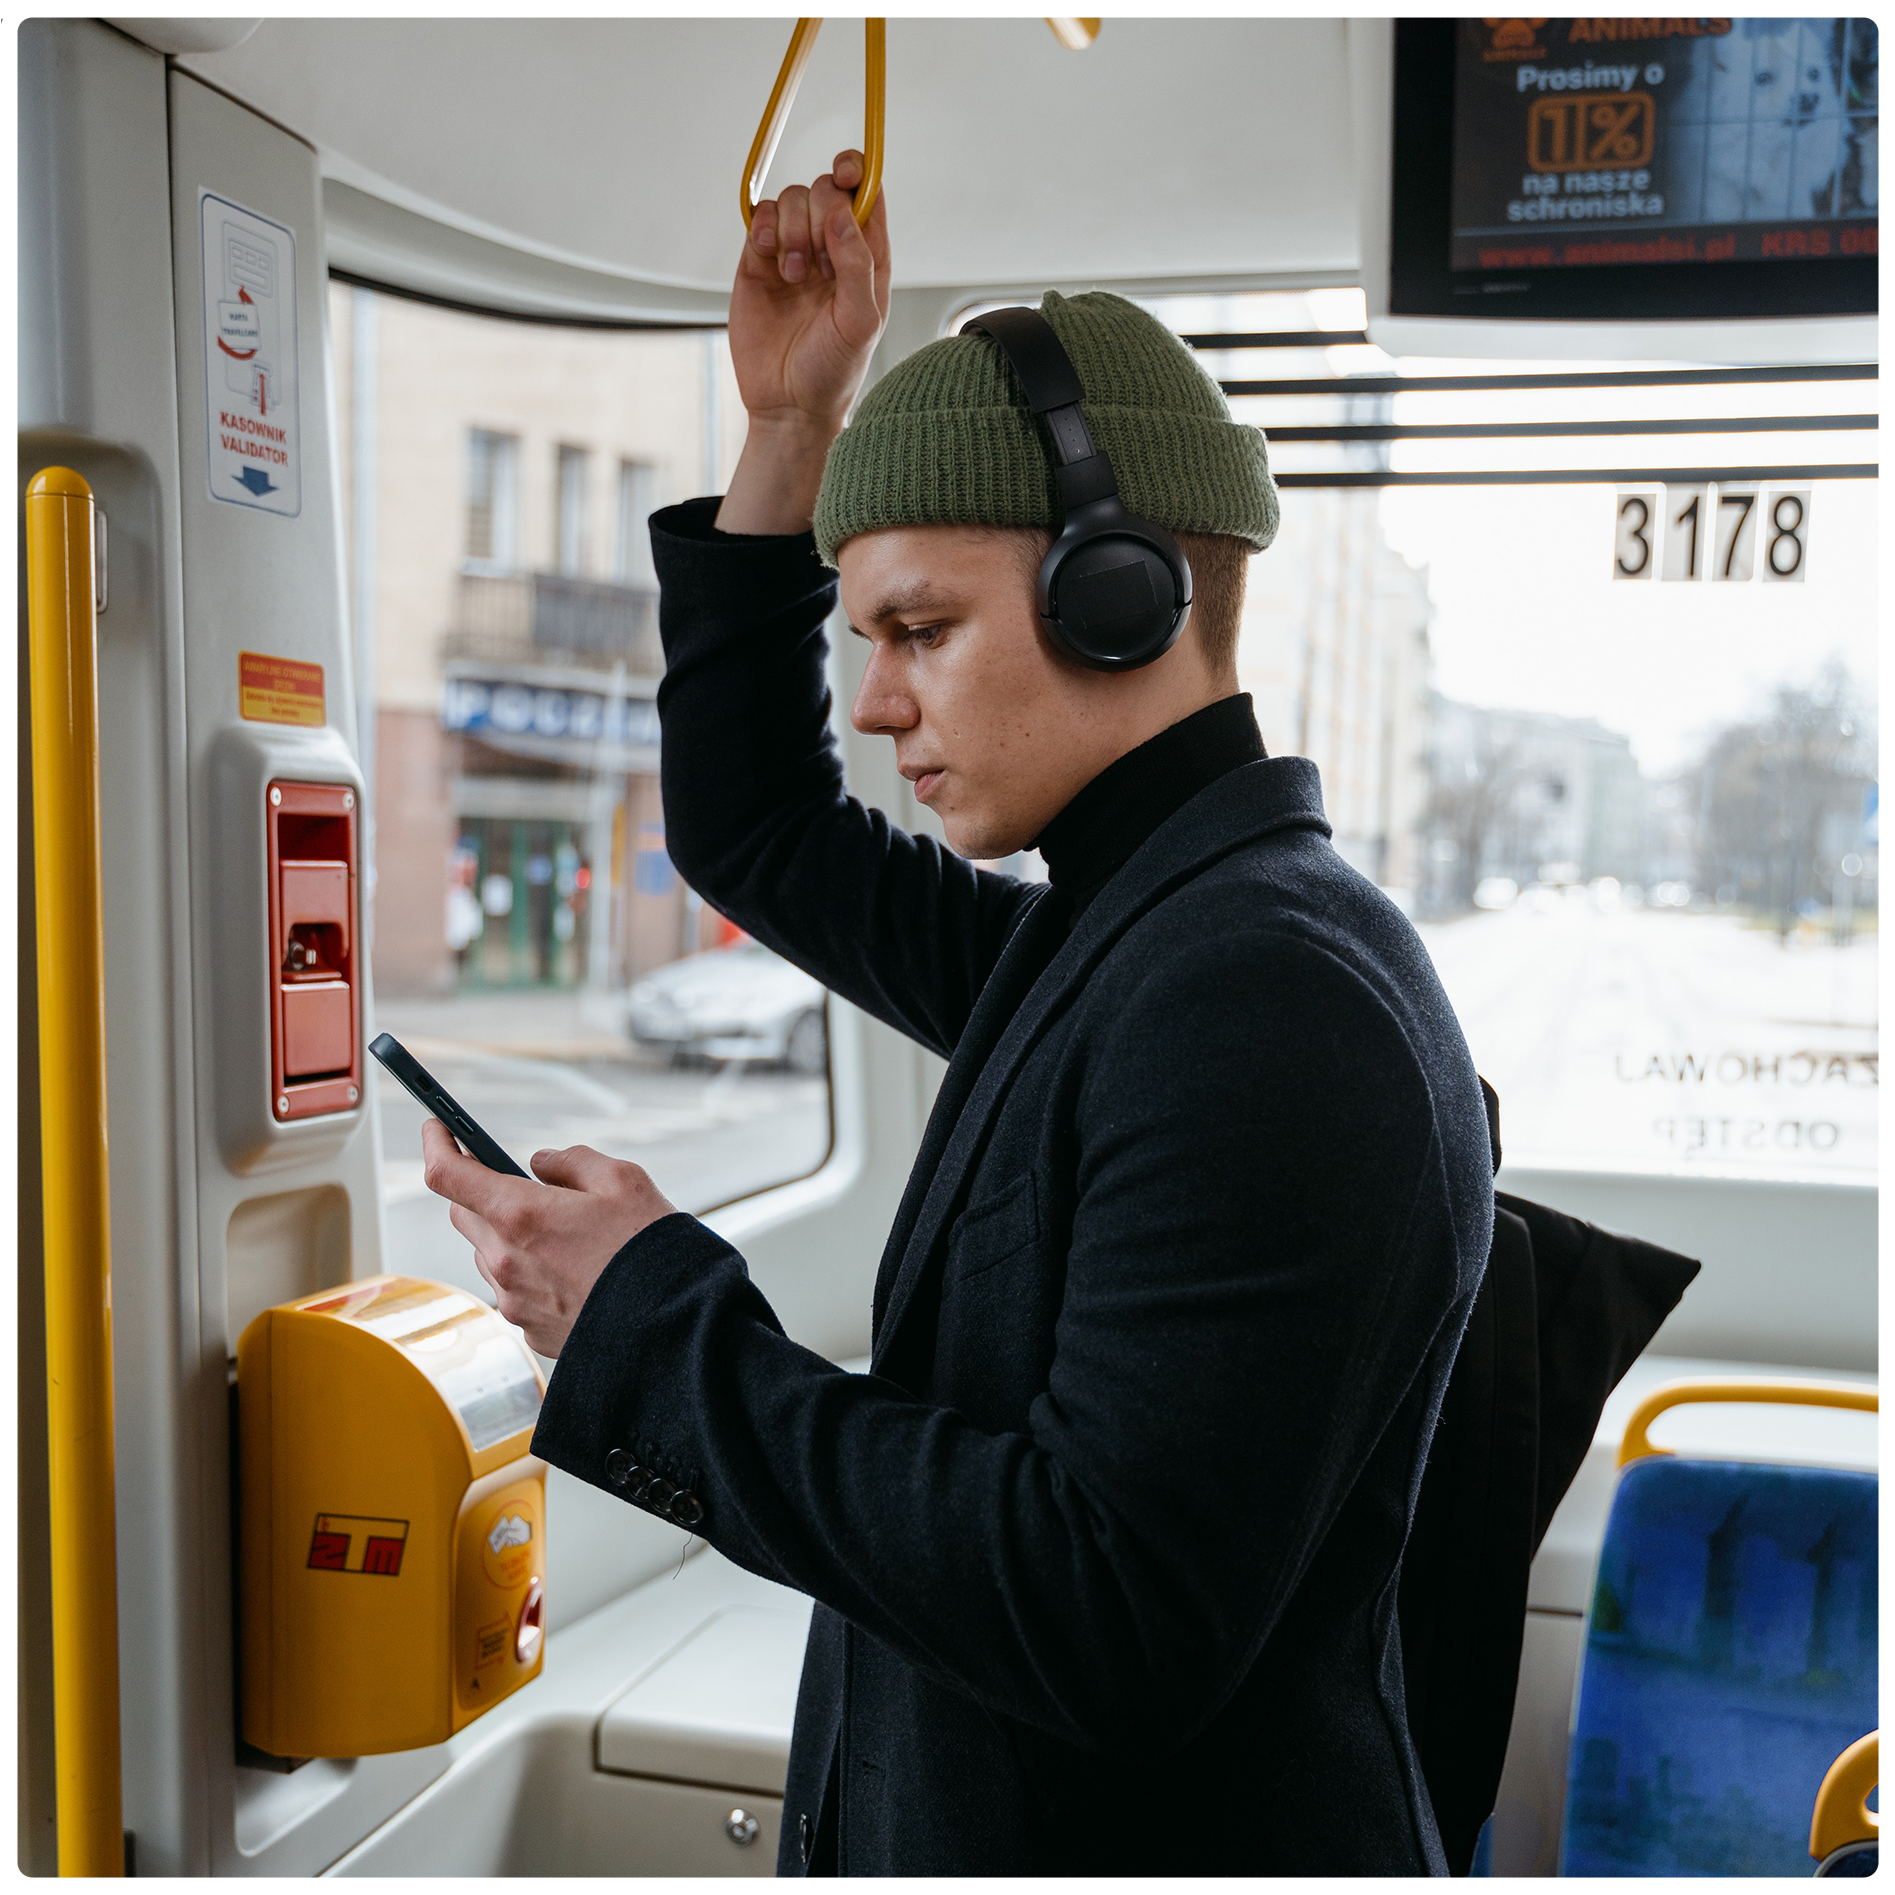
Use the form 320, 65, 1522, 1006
465, 428, 517, 568
555, 444, 590, 576
332, 285, 827, 1312
1137, 286, 1877, 1182
1385, 479, 1875, 1183
615, 460, 659, 588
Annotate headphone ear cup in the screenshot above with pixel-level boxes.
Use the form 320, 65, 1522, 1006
1039, 528, 1191, 672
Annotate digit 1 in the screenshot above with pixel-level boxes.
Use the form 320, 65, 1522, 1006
1663, 486, 1707, 582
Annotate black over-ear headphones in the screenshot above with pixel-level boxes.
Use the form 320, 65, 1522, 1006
960, 306, 1192, 673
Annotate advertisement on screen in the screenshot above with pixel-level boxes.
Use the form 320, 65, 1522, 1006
1450, 19, 1878, 273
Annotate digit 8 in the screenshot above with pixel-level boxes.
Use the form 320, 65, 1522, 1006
1768, 494, 1805, 578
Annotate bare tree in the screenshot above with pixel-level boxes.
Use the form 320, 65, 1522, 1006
1422, 743, 1529, 913
1686, 660, 1875, 939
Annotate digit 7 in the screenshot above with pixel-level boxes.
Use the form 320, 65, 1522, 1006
1713, 488, 1757, 581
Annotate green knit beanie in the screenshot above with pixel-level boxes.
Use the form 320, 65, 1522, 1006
812, 289, 1279, 568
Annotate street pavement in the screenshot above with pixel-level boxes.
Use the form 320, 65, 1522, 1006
1417, 900, 1877, 1181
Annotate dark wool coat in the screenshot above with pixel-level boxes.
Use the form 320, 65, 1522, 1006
532, 499, 1498, 1876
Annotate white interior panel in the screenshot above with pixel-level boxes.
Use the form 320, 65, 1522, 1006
177, 19, 1358, 298
597, 1602, 812, 1789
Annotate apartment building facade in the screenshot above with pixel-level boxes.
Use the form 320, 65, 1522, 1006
330, 283, 747, 997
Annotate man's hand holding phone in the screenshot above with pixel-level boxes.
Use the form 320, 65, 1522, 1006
419, 1121, 677, 1359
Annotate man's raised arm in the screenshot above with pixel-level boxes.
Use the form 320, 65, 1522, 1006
655, 151, 1038, 1060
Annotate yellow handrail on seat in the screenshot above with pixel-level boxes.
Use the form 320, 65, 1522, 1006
25, 465, 125, 1878
1619, 1377, 1878, 1469
1810, 1731, 1878, 1864
740, 18, 885, 231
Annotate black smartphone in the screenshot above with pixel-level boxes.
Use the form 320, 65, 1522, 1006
368, 1032, 530, 1179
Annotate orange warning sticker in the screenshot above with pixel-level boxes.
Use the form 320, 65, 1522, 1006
240, 650, 325, 727
474, 1617, 510, 1669
307, 1512, 409, 1576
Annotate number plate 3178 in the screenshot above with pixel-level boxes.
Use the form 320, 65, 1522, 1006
1614, 486, 1807, 584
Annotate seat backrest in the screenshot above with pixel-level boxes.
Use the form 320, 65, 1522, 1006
1559, 1457, 1878, 1877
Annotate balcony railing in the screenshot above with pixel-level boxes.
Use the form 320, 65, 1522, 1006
443, 571, 662, 675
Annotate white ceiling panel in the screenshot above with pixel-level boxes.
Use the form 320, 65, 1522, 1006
176, 17, 1361, 305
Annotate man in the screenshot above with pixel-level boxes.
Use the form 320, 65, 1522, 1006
422, 152, 1496, 1875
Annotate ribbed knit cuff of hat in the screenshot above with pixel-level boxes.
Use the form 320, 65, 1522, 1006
812, 289, 1280, 568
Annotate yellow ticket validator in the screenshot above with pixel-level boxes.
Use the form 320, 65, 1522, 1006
238, 1276, 549, 1758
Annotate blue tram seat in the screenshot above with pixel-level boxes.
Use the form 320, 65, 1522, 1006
1557, 1381, 1877, 1877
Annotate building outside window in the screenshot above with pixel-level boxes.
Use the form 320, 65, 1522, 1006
465, 428, 517, 569
555, 443, 590, 576
615, 459, 660, 588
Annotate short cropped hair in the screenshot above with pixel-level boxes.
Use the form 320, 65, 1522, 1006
1001, 528, 1251, 679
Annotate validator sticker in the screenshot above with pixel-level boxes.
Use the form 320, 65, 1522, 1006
239, 651, 325, 727
200, 191, 301, 516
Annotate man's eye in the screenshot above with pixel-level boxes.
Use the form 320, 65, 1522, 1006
905, 623, 945, 647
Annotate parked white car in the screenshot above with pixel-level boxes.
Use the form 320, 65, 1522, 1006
627, 940, 829, 1073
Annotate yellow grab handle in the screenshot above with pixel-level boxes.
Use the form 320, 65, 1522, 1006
1046, 18, 1102, 49
740, 18, 885, 231
26, 466, 124, 1876
1810, 1731, 1878, 1862
1619, 1377, 1877, 1469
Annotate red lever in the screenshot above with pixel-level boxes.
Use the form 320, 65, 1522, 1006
515, 1577, 545, 1667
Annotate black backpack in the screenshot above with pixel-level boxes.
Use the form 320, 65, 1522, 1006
1398, 1082, 1701, 1875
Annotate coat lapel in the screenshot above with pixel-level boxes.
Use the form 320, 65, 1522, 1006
871, 755, 1330, 1376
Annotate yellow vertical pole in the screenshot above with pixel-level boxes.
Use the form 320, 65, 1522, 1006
25, 465, 125, 1877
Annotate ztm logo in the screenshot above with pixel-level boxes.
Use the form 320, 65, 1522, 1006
307, 1512, 410, 1576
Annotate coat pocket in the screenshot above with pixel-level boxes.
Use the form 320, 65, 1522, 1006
945, 1171, 1041, 1284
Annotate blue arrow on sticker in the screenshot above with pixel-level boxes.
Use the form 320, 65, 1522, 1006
233, 466, 278, 497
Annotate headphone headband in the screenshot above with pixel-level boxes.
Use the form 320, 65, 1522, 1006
958, 306, 1191, 673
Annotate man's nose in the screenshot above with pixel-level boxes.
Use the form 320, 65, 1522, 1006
850, 648, 918, 736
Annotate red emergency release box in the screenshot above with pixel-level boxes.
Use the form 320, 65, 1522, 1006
267, 780, 361, 1121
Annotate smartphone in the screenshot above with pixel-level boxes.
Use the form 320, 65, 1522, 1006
368, 1032, 530, 1179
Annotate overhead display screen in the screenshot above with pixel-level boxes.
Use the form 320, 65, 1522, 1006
1449, 19, 1878, 273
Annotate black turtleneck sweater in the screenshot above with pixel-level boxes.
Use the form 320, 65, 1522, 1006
1033, 695, 1267, 921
